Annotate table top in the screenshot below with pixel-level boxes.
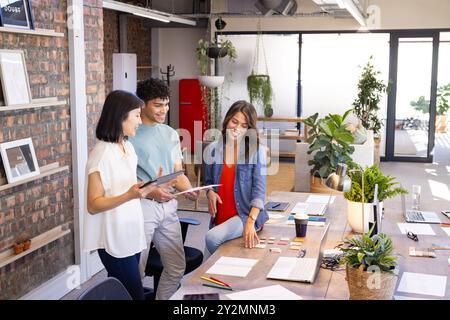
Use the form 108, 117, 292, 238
171, 191, 450, 300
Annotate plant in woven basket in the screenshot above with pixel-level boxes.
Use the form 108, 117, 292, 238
340, 226, 398, 300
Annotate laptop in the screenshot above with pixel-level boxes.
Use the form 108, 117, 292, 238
402, 194, 441, 224
266, 224, 329, 284
291, 202, 327, 216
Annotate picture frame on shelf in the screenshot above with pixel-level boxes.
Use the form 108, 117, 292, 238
0, 0, 34, 30
0, 49, 32, 106
0, 137, 40, 183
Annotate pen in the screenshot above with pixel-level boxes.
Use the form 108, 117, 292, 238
202, 283, 233, 291
272, 203, 280, 208
200, 276, 228, 287
209, 276, 230, 287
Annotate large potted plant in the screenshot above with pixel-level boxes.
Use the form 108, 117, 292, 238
340, 228, 398, 300
352, 57, 388, 164
303, 110, 356, 193
410, 82, 450, 133
343, 165, 407, 233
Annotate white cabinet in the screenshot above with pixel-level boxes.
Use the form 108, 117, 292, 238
113, 53, 137, 93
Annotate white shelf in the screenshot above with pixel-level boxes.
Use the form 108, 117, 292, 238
0, 27, 64, 37
0, 98, 66, 112
0, 225, 71, 269
0, 163, 69, 192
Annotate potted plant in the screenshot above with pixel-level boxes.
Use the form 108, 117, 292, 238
410, 82, 450, 133
352, 57, 389, 164
303, 109, 356, 193
340, 227, 398, 300
247, 73, 273, 117
343, 165, 407, 233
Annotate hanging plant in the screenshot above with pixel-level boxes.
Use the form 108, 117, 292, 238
246, 20, 274, 117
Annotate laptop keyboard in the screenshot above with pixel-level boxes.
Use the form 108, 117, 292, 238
290, 258, 317, 279
408, 211, 425, 221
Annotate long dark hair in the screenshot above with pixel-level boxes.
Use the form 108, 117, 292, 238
96, 90, 144, 143
222, 100, 260, 163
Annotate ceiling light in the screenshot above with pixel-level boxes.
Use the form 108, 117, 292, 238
103, 0, 196, 26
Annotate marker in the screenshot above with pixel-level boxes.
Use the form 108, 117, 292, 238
202, 283, 233, 291
272, 203, 280, 208
200, 276, 227, 287
209, 276, 231, 287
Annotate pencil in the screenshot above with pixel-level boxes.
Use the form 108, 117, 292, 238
209, 276, 230, 287
202, 283, 233, 291
200, 276, 227, 287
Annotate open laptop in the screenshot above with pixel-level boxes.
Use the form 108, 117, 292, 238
402, 194, 441, 224
266, 224, 329, 284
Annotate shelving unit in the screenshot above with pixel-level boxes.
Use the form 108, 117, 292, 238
0, 162, 69, 192
0, 27, 64, 37
0, 97, 66, 112
0, 225, 71, 269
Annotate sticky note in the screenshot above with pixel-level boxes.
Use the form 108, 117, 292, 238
267, 240, 275, 244
270, 247, 281, 253
290, 242, 302, 246
280, 237, 290, 241
269, 237, 276, 240
290, 245, 302, 250
255, 244, 266, 249
277, 241, 288, 245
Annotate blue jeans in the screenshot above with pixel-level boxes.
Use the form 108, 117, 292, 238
205, 215, 244, 254
97, 249, 144, 300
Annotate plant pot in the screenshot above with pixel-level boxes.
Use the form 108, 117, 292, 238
14, 243, 24, 255
198, 76, 224, 88
23, 239, 31, 251
346, 200, 384, 233
346, 265, 397, 300
207, 47, 228, 59
310, 175, 343, 194
436, 115, 447, 133
264, 107, 273, 117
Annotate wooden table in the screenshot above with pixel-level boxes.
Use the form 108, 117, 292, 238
171, 191, 450, 300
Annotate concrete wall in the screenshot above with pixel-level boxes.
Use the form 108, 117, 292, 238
152, 28, 206, 129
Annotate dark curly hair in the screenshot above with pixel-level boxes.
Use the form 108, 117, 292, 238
136, 78, 170, 103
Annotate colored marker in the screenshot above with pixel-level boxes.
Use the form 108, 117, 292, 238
209, 276, 230, 287
200, 276, 227, 287
202, 283, 233, 291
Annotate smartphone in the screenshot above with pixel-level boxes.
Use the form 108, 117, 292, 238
139, 170, 184, 189
441, 210, 450, 219
183, 293, 219, 300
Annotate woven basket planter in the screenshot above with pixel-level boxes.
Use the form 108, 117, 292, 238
346, 265, 397, 300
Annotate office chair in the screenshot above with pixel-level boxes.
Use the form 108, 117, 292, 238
77, 277, 132, 300
144, 217, 204, 299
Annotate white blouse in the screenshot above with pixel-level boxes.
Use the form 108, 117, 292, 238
82, 140, 147, 258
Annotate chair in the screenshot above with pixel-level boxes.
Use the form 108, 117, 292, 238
77, 277, 132, 300
144, 217, 204, 299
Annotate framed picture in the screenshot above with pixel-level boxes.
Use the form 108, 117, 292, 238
0, 137, 39, 183
0, 49, 32, 106
0, 0, 34, 29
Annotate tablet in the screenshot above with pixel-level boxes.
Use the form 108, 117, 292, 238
139, 170, 184, 188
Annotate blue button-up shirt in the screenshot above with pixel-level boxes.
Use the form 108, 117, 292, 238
204, 140, 269, 230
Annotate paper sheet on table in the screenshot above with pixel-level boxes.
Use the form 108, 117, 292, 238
173, 184, 221, 196
442, 227, 450, 236
205, 256, 259, 277
397, 272, 447, 297
306, 195, 335, 204
394, 295, 431, 300
268, 213, 285, 219
397, 223, 436, 235
226, 285, 303, 300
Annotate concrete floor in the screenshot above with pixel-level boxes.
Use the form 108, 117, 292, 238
62, 135, 450, 300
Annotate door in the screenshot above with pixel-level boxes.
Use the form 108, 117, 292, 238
385, 33, 439, 162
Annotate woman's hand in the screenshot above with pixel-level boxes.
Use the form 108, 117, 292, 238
207, 189, 222, 218
127, 182, 157, 200
243, 219, 259, 248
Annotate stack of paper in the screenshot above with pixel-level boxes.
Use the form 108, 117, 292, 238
397, 272, 447, 297
397, 223, 436, 235
226, 285, 302, 300
205, 257, 259, 277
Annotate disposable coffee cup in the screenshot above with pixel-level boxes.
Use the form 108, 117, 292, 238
294, 213, 309, 237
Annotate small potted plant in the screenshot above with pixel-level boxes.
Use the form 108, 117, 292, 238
14, 242, 24, 255
344, 165, 407, 233
303, 110, 356, 193
340, 227, 398, 300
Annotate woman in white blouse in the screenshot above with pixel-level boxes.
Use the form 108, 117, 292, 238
83, 90, 157, 300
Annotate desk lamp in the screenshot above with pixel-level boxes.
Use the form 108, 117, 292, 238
325, 163, 380, 235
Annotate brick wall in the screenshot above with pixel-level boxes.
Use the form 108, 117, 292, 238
0, 0, 106, 299
0, 0, 73, 299
103, 8, 152, 96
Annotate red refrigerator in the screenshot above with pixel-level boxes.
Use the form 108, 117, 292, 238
179, 79, 208, 152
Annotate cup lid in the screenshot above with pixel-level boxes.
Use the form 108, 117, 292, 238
294, 213, 309, 220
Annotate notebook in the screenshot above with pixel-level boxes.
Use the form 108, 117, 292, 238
291, 202, 327, 216
265, 202, 290, 212
267, 224, 329, 283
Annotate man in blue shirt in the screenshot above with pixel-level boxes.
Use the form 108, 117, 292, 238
129, 78, 198, 300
